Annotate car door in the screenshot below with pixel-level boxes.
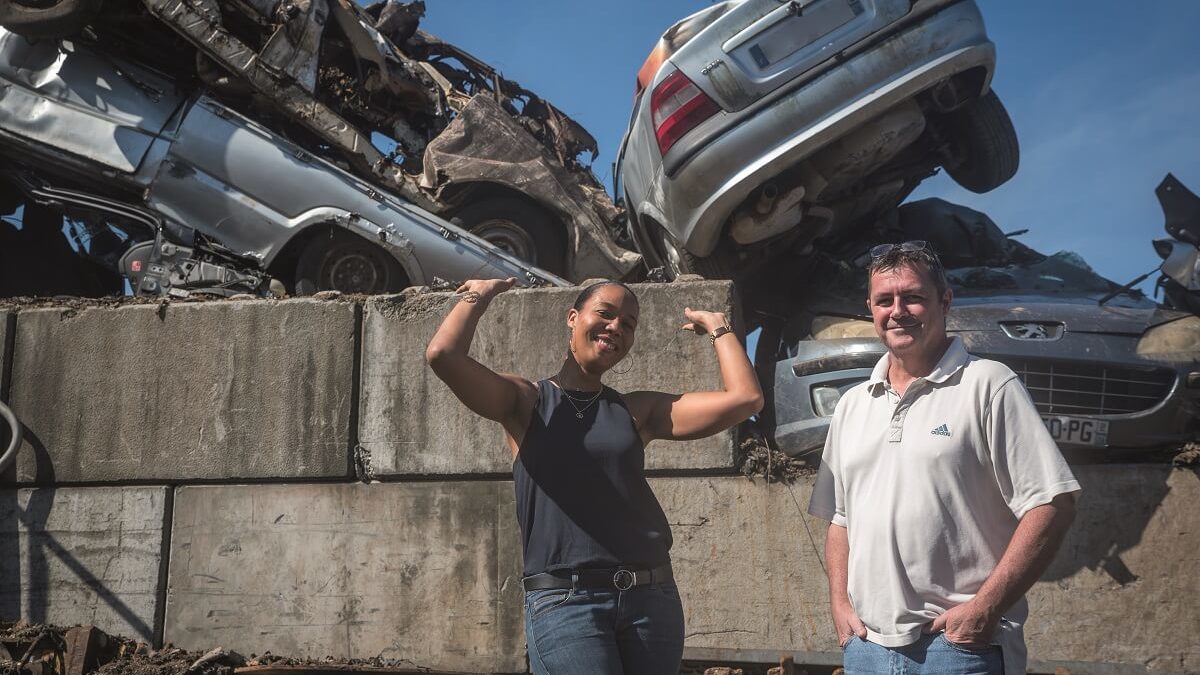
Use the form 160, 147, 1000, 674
0, 29, 186, 179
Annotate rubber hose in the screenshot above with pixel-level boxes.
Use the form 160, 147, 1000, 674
0, 400, 21, 475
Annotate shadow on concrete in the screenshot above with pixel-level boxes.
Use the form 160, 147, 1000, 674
1, 428, 153, 640
1042, 464, 1196, 586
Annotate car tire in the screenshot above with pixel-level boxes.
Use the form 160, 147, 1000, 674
0, 0, 102, 40
941, 89, 1020, 194
451, 197, 565, 275
649, 223, 734, 280
294, 228, 408, 295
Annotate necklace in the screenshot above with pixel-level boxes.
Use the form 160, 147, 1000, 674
556, 383, 604, 419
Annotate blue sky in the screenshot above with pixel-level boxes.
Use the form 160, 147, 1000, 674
423, 1, 1200, 294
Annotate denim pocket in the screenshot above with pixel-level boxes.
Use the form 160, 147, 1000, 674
527, 588, 573, 619
939, 633, 996, 654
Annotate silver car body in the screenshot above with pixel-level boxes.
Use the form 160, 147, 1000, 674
774, 296, 1200, 457
619, 0, 995, 257
0, 29, 566, 288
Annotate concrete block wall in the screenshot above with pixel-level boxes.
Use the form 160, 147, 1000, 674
357, 281, 738, 477
1, 287, 1197, 673
1, 309, 11, 399
9, 300, 358, 483
0, 487, 168, 641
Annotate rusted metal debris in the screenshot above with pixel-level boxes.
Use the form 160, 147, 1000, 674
124, 0, 638, 281
0, 624, 139, 675
236, 666, 477, 675
0, 624, 485, 675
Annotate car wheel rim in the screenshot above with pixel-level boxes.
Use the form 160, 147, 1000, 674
655, 229, 684, 277
471, 220, 536, 264
328, 252, 380, 293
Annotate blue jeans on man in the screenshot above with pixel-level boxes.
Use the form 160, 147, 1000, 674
843, 633, 1003, 675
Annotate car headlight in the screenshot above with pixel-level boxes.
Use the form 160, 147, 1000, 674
812, 386, 844, 418
811, 379, 867, 417
811, 315, 876, 340
1136, 316, 1200, 356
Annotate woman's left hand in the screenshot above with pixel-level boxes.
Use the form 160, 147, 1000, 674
681, 307, 729, 336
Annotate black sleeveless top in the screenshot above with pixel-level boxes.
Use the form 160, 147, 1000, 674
512, 379, 673, 577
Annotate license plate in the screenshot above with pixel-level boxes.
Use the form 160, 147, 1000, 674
1042, 415, 1109, 447
748, 0, 862, 69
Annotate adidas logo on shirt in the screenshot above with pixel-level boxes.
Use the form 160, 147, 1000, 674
931, 424, 952, 437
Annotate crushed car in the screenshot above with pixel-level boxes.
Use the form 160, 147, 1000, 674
616, 0, 1018, 280
0, 0, 637, 297
762, 197, 1200, 459
1153, 173, 1200, 316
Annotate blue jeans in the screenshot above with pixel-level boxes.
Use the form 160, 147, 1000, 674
843, 633, 1003, 675
523, 582, 685, 675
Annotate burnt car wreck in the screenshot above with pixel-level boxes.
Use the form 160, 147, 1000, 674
0, 0, 637, 298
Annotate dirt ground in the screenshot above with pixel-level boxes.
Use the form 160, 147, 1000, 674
1, 621, 835, 675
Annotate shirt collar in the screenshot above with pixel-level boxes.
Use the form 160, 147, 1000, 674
867, 336, 969, 395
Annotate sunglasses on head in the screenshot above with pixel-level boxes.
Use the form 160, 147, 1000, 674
869, 240, 930, 259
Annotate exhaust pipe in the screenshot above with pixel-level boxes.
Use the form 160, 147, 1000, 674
730, 183, 806, 245
755, 183, 779, 215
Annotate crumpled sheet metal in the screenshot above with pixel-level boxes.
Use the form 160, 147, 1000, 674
258, 0, 326, 94
328, 0, 440, 113
141, 0, 439, 212
422, 95, 640, 281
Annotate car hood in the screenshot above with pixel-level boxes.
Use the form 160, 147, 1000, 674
944, 293, 1187, 335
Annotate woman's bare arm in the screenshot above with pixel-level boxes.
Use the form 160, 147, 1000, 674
627, 308, 764, 443
425, 278, 536, 439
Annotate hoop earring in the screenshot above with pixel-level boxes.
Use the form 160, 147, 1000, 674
612, 353, 634, 375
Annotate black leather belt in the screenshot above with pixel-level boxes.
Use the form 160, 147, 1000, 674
522, 564, 673, 592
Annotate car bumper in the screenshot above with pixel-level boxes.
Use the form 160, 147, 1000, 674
773, 335, 1200, 457
658, 0, 994, 256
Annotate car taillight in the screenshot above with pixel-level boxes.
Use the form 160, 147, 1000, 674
651, 69, 720, 156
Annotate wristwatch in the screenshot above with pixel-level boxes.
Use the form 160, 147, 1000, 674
709, 325, 733, 345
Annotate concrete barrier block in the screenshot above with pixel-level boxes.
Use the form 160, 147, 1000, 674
2, 309, 12, 484
359, 281, 739, 477
165, 482, 525, 673
0, 486, 167, 641
1, 309, 11, 398
7, 300, 356, 483
654, 476, 836, 655
1027, 464, 1200, 673
656, 467, 1199, 672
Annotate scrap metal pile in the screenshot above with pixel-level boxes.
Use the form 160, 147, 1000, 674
0, 0, 637, 300
0, 623, 820, 675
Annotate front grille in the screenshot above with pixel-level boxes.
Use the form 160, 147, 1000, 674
997, 358, 1175, 416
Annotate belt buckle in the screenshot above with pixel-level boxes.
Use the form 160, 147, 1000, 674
612, 569, 635, 591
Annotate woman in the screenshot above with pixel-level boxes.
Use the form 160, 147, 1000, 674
425, 277, 763, 675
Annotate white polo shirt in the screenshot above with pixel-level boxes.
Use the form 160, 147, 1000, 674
808, 337, 1079, 675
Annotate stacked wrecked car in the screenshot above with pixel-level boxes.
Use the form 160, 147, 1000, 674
0, 0, 643, 297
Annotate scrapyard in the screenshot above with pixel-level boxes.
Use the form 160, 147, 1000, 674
2, 1, 1199, 674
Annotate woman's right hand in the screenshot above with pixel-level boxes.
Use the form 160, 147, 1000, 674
455, 277, 517, 305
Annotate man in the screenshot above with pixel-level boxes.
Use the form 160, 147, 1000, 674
808, 241, 1079, 675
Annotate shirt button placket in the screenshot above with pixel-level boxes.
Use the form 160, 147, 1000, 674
889, 402, 907, 443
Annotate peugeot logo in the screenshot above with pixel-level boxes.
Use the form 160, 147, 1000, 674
1000, 322, 1065, 341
